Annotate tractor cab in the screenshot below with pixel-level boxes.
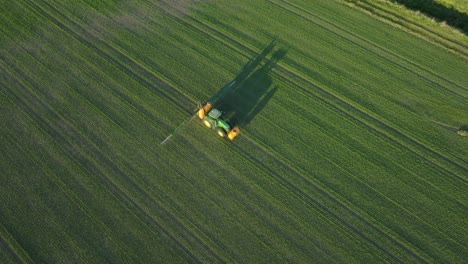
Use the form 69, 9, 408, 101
208, 109, 222, 119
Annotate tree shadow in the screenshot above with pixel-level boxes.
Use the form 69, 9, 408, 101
458, 124, 468, 137
388, 0, 468, 34
209, 40, 287, 127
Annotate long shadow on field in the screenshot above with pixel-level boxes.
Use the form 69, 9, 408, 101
209, 41, 287, 127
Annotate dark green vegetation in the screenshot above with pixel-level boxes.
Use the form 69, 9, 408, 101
393, 0, 468, 33
1, 0, 467, 263
378, 0, 468, 33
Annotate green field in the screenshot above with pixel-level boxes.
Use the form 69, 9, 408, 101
1, 0, 467, 263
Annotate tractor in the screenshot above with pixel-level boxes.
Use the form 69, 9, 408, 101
197, 102, 240, 140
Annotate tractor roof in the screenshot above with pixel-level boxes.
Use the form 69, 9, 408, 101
208, 109, 222, 119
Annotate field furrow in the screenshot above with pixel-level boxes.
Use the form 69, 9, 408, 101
1, 0, 467, 262
0, 61, 216, 262
349, 0, 468, 57
193, 2, 467, 177
272, 0, 467, 95
21, 0, 194, 114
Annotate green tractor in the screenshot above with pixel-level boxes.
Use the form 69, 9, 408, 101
197, 102, 240, 140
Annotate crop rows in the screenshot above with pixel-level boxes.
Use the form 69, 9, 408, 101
346, 0, 468, 58
1, 0, 467, 262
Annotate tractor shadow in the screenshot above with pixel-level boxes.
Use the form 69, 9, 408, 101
213, 41, 287, 128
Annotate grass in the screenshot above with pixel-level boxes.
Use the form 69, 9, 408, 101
1, 0, 467, 262
345, 0, 468, 57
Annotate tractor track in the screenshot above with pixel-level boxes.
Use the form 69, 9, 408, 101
159, 114, 365, 261
290, 0, 468, 90
0, 23, 176, 139
15, 0, 205, 134
241, 93, 467, 260
233, 66, 466, 257
2, 130, 145, 262
103, 24, 230, 102
249, 96, 467, 250
175, 12, 468, 174
190, 1, 467, 104
0, 233, 23, 264
159, 60, 431, 261
126, 3, 465, 258
273, 67, 467, 183
161, 138, 292, 261
130, 3, 465, 256
75, 0, 236, 105
350, 0, 468, 57
3, 21, 458, 258
150, 140, 267, 262
156, 5, 467, 182
0, 59, 224, 263
146, 6, 465, 260
20, 0, 194, 114
6, 58, 231, 261
270, 0, 467, 98
102, 0, 250, 97
1, 30, 229, 259
240, 92, 464, 255
237, 109, 447, 262
43, 0, 241, 119
249, 26, 463, 181
0, 67, 203, 263
269, 81, 467, 209
2, 10, 229, 259
239, 129, 465, 262
230, 137, 413, 263
269, 67, 468, 183
187, 0, 467, 99
3, 0, 465, 262
157, 104, 349, 260
173, 129, 344, 262
93, 107, 310, 261
1, 134, 128, 262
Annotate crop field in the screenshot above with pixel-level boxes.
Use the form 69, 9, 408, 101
1, 0, 467, 263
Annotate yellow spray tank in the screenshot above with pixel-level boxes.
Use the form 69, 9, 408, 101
227, 126, 240, 140
197, 103, 212, 119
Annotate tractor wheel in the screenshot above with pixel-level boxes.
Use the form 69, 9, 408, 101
203, 119, 212, 128
216, 127, 227, 137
